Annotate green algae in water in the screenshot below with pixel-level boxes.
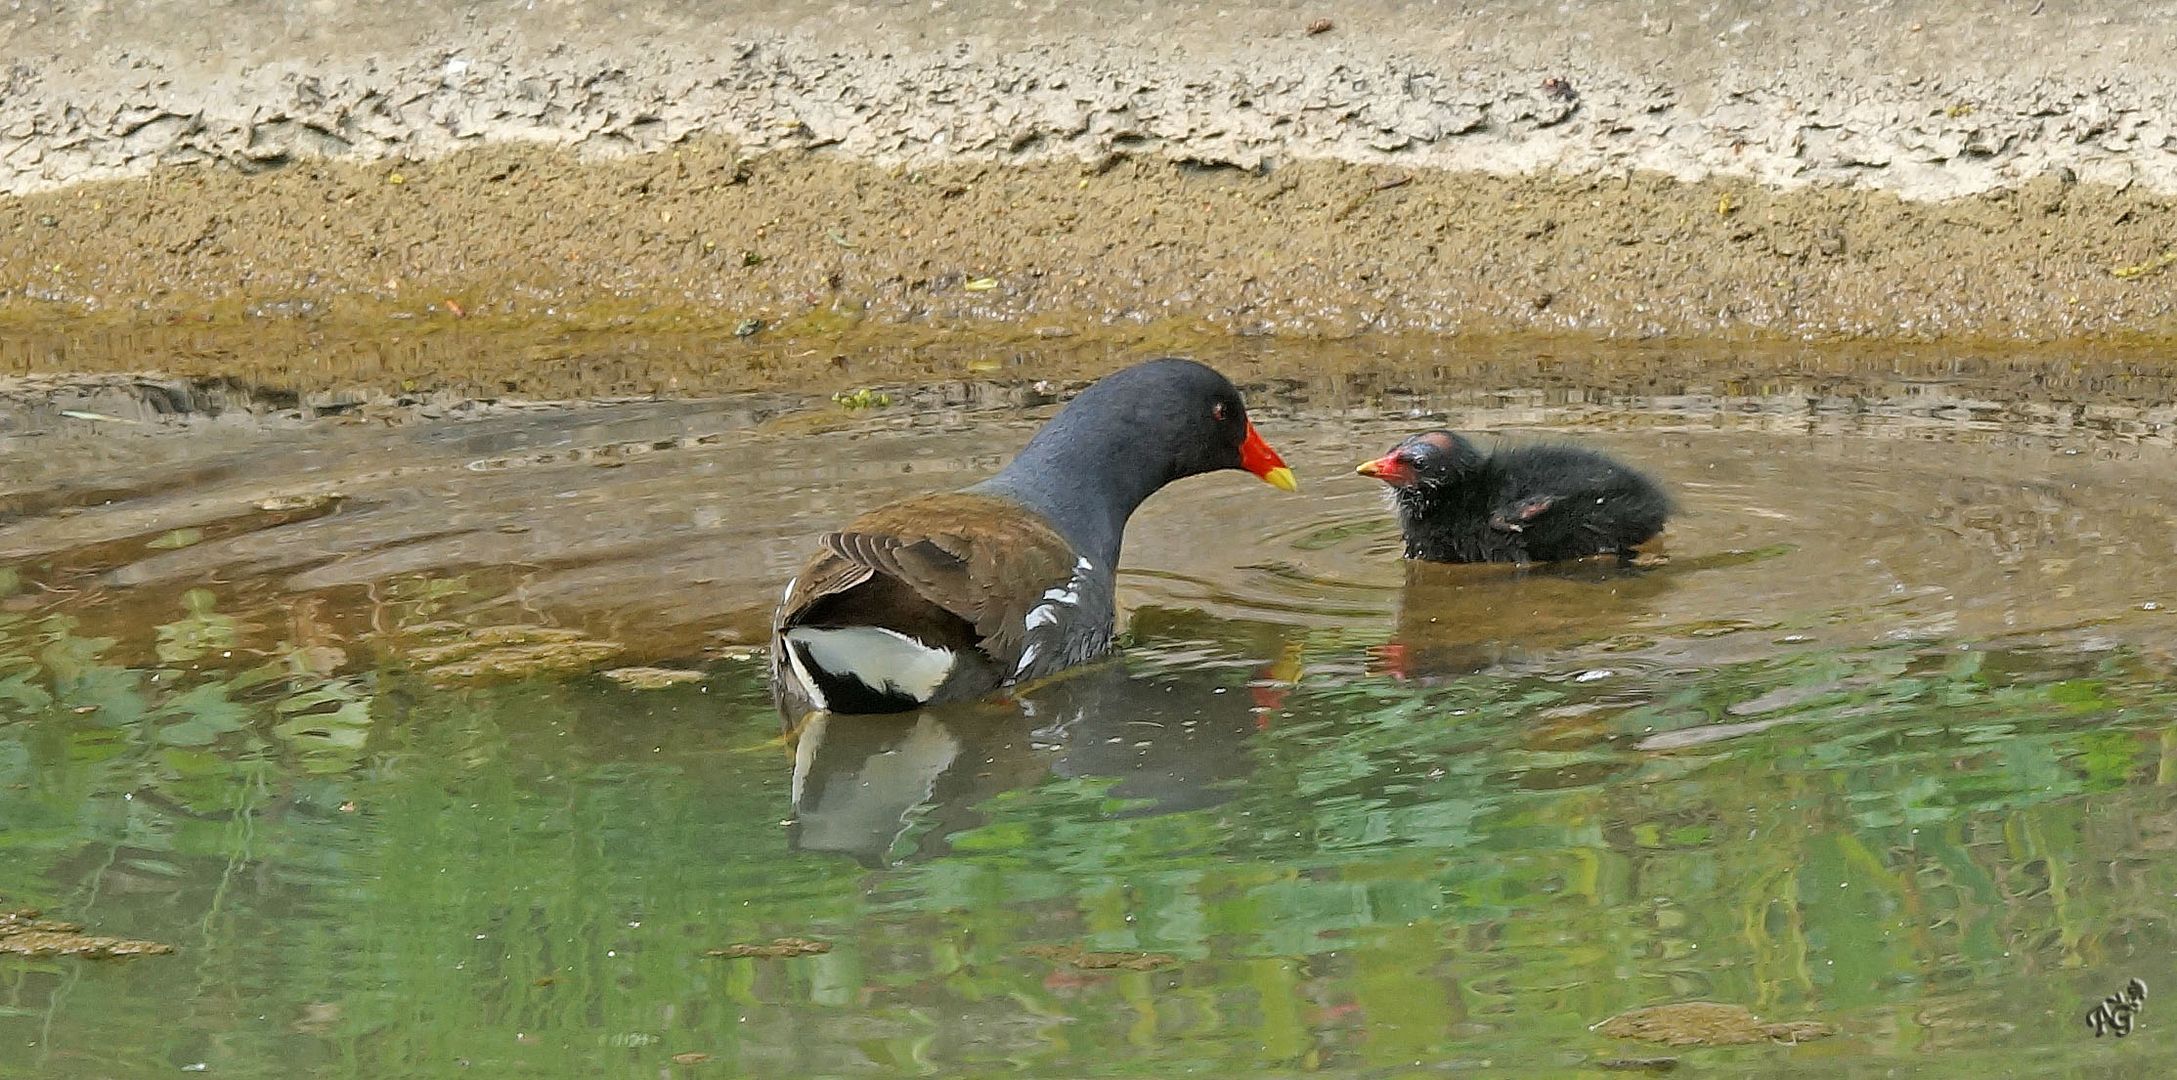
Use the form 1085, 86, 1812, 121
5, 602, 2177, 1077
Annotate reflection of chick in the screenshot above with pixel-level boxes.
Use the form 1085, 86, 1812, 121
1370, 559, 1677, 681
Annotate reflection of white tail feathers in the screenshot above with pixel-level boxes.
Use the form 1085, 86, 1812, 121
790, 715, 962, 858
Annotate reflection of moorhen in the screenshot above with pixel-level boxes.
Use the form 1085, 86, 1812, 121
1357, 430, 1670, 565
787, 659, 1267, 867
772, 359, 1297, 718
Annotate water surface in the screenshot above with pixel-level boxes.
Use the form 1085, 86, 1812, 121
5, 345, 2177, 1077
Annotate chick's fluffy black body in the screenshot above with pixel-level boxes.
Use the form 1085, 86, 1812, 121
1374, 432, 1671, 564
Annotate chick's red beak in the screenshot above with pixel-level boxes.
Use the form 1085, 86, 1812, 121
1355, 454, 1417, 487
1240, 422, 1298, 492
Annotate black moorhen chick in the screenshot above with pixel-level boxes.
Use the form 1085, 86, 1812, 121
1356, 430, 1670, 564
772, 358, 1298, 716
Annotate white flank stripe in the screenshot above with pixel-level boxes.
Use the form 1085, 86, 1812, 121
786, 626, 955, 703
1013, 555, 1093, 680
780, 634, 831, 712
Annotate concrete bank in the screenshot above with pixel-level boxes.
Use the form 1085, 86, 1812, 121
3, 1, 2176, 355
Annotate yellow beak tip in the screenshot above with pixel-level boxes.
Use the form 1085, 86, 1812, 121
1263, 466, 1299, 493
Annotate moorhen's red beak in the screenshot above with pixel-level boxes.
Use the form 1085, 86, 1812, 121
1355, 454, 1417, 487
1240, 422, 1299, 492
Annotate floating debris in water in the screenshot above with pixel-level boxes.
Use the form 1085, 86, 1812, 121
256, 493, 343, 513
146, 527, 207, 550
1021, 944, 1178, 971
1592, 1002, 1835, 1046
400, 624, 623, 685
0, 909, 174, 959
962, 277, 999, 291
703, 937, 831, 959
831, 388, 892, 410
670, 1052, 712, 1065
291, 1001, 342, 1035
1596, 1059, 1679, 1074
602, 666, 705, 690
58, 409, 138, 424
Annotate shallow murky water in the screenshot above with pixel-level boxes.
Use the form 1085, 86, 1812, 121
7, 345, 2177, 1076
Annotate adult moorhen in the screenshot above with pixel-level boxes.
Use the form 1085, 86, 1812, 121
1357, 429, 1670, 564
772, 358, 1298, 716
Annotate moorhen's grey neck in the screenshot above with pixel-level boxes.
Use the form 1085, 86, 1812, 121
1357, 429, 1671, 565
772, 358, 1296, 718
969, 359, 1294, 570
970, 421, 1163, 575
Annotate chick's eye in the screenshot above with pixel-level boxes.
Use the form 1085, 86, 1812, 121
1211, 402, 1228, 422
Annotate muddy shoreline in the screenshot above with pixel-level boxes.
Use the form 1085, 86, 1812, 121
6, 1, 2176, 353
4, 143, 2176, 365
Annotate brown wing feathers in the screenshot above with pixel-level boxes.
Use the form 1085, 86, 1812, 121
778, 493, 1079, 671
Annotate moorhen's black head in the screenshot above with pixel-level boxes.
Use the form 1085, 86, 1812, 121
972, 357, 1296, 573
994, 358, 1296, 498
1354, 430, 1485, 490
1042, 358, 1296, 491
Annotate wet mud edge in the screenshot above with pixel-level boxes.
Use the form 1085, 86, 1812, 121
3, 141, 2176, 377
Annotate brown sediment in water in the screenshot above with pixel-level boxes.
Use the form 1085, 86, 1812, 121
1020, 944, 1180, 971
1592, 1002, 1837, 1047
703, 938, 831, 959
0, 910, 175, 960
4, 142, 2177, 375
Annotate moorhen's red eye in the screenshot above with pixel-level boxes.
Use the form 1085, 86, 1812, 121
1212, 402, 1228, 422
